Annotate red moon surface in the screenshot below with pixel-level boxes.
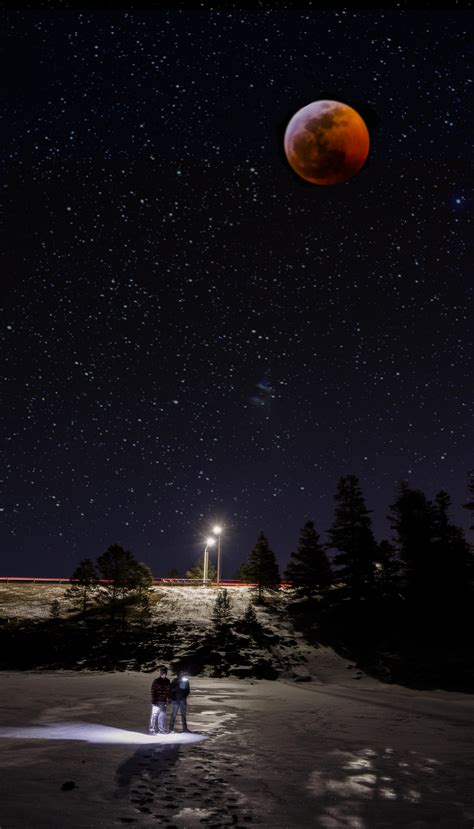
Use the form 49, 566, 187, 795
284, 100, 370, 185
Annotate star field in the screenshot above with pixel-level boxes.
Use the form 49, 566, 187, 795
3, 9, 472, 576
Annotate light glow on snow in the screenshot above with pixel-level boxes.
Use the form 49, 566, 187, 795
326, 774, 377, 799
345, 756, 373, 770
307, 749, 425, 808
379, 786, 397, 800
406, 789, 422, 803
0, 722, 208, 746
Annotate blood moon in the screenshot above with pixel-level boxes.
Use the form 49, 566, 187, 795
284, 100, 370, 185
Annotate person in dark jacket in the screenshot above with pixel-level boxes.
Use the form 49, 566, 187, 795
149, 666, 172, 735
169, 670, 191, 732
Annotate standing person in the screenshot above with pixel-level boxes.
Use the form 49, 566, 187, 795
169, 670, 191, 732
149, 666, 172, 735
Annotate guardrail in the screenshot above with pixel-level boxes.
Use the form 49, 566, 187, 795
0, 576, 266, 587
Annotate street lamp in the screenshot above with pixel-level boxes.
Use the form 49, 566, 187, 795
213, 525, 222, 584
203, 537, 215, 586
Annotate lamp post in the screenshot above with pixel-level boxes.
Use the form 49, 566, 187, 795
213, 525, 222, 584
203, 537, 215, 586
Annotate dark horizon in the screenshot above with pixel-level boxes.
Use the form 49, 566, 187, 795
3, 9, 472, 578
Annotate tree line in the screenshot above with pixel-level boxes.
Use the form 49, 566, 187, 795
237, 472, 474, 615
68, 472, 473, 626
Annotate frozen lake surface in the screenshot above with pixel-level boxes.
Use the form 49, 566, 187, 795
0, 670, 473, 827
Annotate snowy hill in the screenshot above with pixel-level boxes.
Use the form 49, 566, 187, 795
2, 582, 473, 691
0, 582, 369, 685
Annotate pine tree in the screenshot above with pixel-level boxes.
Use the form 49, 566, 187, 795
327, 475, 377, 601
211, 589, 232, 627
463, 470, 474, 532
431, 490, 473, 601
388, 482, 433, 598
285, 520, 332, 599
66, 558, 99, 614
245, 531, 280, 603
374, 539, 400, 598
242, 602, 258, 627
389, 483, 473, 615
233, 561, 252, 581
97, 544, 153, 628
431, 491, 452, 549
130, 561, 154, 591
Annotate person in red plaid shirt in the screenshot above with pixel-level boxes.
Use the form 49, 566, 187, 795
149, 666, 172, 735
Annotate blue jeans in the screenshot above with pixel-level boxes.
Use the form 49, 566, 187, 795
149, 704, 167, 734
169, 699, 187, 731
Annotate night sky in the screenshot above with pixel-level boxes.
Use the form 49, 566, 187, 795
3, 8, 472, 578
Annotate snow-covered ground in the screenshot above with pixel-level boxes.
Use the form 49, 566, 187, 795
0, 584, 264, 623
0, 671, 473, 828
1, 585, 473, 826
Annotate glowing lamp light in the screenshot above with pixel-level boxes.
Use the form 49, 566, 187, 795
213, 525, 222, 535
206, 537, 216, 547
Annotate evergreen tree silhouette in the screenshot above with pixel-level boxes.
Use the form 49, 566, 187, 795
431, 490, 473, 605
242, 602, 258, 627
388, 481, 433, 602
233, 561, 252, 581
389, 483, 473, 623
374, 539, 400, 599
211, 589, 232, 627
97, 544, 153, 628
245, 531, 280, 603
463, 470, 474, 532
285, 520, 332, 599
327, 475, 377, 601
66, 558, 99, 614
